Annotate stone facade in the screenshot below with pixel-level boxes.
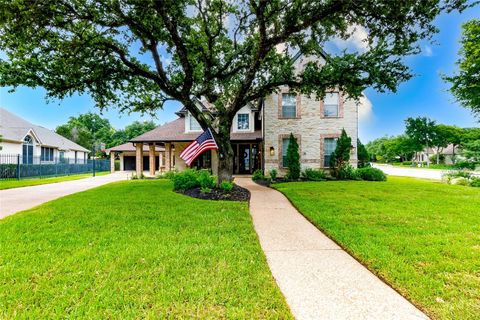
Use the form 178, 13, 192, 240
264, 90, 358, 176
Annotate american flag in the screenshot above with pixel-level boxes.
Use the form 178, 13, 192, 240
180, 128, 218, 166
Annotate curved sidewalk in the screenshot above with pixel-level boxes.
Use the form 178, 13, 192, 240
235, 177, 428, 320
0, 172, 128, 219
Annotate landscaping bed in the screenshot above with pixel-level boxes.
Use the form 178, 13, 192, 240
181, 184, 250, 201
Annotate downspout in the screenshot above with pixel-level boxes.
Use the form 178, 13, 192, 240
262, 99, 265, 174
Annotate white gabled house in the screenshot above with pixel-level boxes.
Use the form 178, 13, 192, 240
0, 108, 90, 164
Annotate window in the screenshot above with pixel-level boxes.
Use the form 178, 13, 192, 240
41, 147, 54, 161
237, 114, 250, 130
22, 135, 34, 164
59, 151, 65, 162
75, 151, 78, 163
282, 93, 297, 118
189, 114, 202, 131
282, 138, 290, 167
324, 138, 337, 167
324, 92, 339, 117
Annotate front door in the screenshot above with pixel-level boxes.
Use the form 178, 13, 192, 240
238, 144, 251, 174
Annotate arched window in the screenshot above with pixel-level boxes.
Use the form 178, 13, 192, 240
22, 135, 34, 164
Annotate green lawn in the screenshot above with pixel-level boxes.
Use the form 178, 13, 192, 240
0, 180, 291, 319
0, 171, 109, 190
273, 177, 480, 320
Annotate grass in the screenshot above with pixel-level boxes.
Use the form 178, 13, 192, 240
0, 180, 291, 319
273, 177, 480, 320
0, 171, 109, 190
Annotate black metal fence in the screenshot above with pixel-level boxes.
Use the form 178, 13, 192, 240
0, 154, 110, 180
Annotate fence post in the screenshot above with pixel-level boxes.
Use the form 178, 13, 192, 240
16, 154, 20, 180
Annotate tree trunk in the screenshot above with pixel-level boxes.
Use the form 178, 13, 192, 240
215, 119, 234, 185
436, 151, 440, 164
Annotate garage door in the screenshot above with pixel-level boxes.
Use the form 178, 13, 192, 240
124, 156, 136, 170
124, 156, 160, 171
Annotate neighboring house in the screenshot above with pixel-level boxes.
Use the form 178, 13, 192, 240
107, 53, 359, 177
413, 144, 460, 164
0, 108, 90, 164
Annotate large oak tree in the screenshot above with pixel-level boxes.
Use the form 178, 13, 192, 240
0, 0, 469, 182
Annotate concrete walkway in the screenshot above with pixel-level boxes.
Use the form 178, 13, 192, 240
372, 163, 445, 180
0, 172, 129, 219
235, 177, 428, 320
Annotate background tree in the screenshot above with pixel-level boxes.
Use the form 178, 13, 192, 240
405, 117, 437, 166
357, 139, 370, 168
462, 140, 480, 163
430, 125, 451, 164
444, 19, 480, 118
0, 0, 469, 183
330, 129, 352, 177
55, 113, 114, 152
438, 125, 464, 162
286, 133, 300, 180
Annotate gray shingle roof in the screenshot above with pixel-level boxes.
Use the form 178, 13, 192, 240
130, 117, 262, 142
0, 108, 90, 152
106, 142, 164, 153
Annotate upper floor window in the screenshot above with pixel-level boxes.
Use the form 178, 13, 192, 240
323, 138, 337, 167
237, 114, 250, 130
324, 92, 339, 117
189, 115, 202, 131
41, 147, 54, 161
282, 93, 297, 118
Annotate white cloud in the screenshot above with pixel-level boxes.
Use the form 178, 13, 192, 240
423, 45, 433, 57
332, 25, 369, 52
357, 93, 374, 123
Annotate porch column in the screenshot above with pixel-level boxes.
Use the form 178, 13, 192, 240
110, 152, 115, 173
120, 153, 124, 171
136, 143, 143, 177
149, 143, 156, 177
159, 151, 164, 172
165, 142, 172, 171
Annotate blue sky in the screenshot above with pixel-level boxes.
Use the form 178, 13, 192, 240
1, 5, 478, 142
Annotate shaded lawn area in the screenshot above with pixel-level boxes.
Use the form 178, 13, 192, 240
273, 177, 480, 320
0, 171, 109, 190
0, 180, 292, 319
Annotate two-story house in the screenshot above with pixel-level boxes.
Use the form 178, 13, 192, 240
106, 53, 358, 177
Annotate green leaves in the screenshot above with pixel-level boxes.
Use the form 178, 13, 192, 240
444, 19, 480, 118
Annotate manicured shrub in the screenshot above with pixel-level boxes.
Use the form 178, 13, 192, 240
453, 177, 470, 186
157, 170, 176, 179
330, 129, 352, 178
357, 139, 370, 168
172, 169, 200, 191
337, 164, 360, 180
453, 161, 476, 170
302, 168, 326, 181
269, 169, 278, 181
198, 170, 216, 189
220, 181, 234, 192
402, 161, 413, 166
252, 169, 264, 181
286, 133, 300, 180
357, 167, 387, 181
470, 177, 480, 187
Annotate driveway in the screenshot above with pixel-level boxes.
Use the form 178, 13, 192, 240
372, 163, 445, 180
235, 177, 428, 320
0, 172, 128, 219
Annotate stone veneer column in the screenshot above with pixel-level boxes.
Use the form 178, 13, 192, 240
136, 143, 143, 177
110, 152, 115, 173
149, 144, 156, 177
165, 143, 171, 171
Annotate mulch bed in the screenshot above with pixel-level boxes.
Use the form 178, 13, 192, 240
180, 184, 250, 201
